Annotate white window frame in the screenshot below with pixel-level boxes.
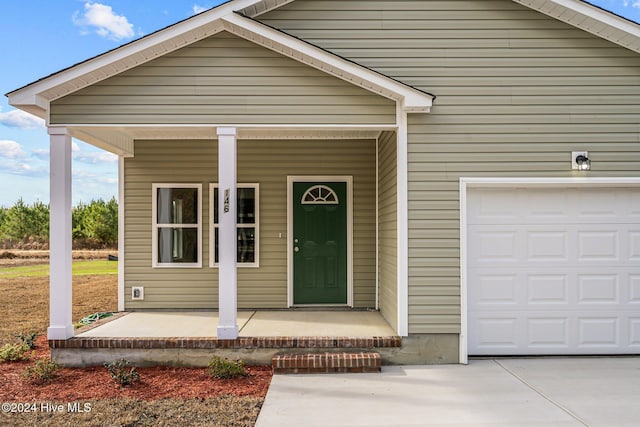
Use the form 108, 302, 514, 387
209, 183, 260, 268
152, 183, 202, 268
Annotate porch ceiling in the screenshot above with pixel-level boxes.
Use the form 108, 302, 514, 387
68, 125, 392, 157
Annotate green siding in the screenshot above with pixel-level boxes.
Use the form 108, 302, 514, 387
260, 0, 640, 334
50, 32, 395, 125
377, 130, 397, 331
124, 138, 376, 309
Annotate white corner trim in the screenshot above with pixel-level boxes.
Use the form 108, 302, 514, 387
458, 176, 640, 364
458, 179, 469, 365
375, 135, 380, 311
117, 156, 125, 311
396, 107, 409, 337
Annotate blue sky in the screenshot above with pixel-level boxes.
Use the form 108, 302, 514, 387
0, 1, 639, 208
0, 1, 226, 207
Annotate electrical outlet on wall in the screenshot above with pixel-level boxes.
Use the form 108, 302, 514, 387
131, 286, 144, 300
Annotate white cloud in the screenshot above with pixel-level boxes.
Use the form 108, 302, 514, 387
0, 108, 45, 130
0, 159, 47, 177
193, 4, 208, 14
32, 148, 49, 160
0, 140, 27, 159
74, 151, 118, 164
73, 2, 135, 41
633, 1, 640, 9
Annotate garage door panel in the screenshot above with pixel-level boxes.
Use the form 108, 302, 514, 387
578, 275, 620, 304
468, 186, 640, 355
471, 268, 636, 307
528, 231, 569, 261
469, 189, 571, 225
469, 188, 640, 224
470, 312, 638, 355
630, 319, 640, 348
528, 318, 570, 349
578, 231, 620, 261
630, 276, 640, 303
527, 275, 569, 304
474, 274, 518, 305
578, 317, 620, 348
469, 229, 519, 263
472, 317, 519, 351
630, 232, 640, 260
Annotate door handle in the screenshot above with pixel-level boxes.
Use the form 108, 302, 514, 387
294, 246, 300, 252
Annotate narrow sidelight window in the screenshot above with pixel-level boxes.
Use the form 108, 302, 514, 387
210, 183, 259, 267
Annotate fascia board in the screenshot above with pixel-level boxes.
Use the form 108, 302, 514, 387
513, 0, 640, 52
8, 0, 434, 113
6, 0, 266, 105
221, 13, 433, 112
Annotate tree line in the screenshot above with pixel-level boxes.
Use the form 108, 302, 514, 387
0, 198, 118, 249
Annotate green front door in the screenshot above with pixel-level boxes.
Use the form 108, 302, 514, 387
293, 182, 348, 305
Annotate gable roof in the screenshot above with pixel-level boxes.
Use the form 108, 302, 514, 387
240, 0, 640, 52
6, 0, 433, 120
512, 0, 640, 52
7, 0, 640, 119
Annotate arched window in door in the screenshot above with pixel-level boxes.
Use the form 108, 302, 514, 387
301, 185, 339, 205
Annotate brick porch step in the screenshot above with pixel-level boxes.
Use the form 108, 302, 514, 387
273, 351, 381, 374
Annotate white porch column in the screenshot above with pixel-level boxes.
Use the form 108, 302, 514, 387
48, 127, 74, 340
217, 127, 239, 339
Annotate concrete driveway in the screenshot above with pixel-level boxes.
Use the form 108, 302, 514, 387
256, 357, 640, 427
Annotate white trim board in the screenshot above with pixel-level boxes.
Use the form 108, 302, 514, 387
117, 156, 125, 311
7, 5, 432, 119
287, 176, 354, 307
396, 108, 409, 337
458, 177, 640, 364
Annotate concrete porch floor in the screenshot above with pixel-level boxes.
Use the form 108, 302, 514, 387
51, 311, 457, 366
76, 310, 397, 338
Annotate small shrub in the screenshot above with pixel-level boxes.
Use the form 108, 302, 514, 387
0, 251, 16, 259
0, 343, 30, 362
104, 359, 141, 387
208, 355, 247, 379
16, 332, 37, 350
23, 358, 62, 384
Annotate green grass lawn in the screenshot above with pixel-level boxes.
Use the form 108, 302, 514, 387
0, 260, 118, 279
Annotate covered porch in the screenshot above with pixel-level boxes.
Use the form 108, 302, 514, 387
50, 310, 407, 367
7, 8, 433, 358
76, 310, 396, 338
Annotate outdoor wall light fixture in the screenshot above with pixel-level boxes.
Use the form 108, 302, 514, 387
572, 151, 591, 171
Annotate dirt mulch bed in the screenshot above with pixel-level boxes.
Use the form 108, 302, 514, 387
0, 396, 265, 427
1, 336, 272, 402
0, 336, 272, 426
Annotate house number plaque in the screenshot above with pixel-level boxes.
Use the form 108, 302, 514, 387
223, 189, 230, 213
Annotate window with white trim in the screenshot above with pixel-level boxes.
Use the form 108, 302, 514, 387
210, 184, 259, 267
152, 184, 202, 268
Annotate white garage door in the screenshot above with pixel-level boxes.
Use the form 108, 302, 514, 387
467, 186, 640, 355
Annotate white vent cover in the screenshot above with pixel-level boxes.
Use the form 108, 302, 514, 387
131, 286, 144, 301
